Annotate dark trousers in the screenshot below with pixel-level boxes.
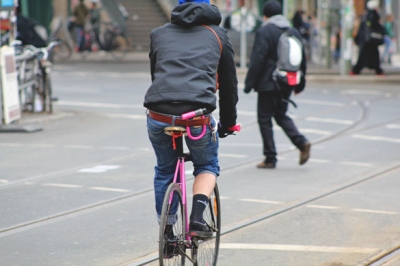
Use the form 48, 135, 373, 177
353, 43, 383, 74
257, 90, 307, 163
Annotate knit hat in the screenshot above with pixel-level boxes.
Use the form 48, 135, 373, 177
367, 0, 379, 10
263, 0, 282, 17
178, 0, 210, 4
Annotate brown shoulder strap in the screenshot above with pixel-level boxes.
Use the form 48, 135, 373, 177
202, 25, 223, 54
202, 25, 223, 91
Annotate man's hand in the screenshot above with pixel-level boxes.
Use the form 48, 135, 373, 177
218, 127, 234, 138
218, 122, 235, 138
243, 87, 252, 94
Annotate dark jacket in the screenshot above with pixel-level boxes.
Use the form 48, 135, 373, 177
244, 15, 307, 94
355, 10, 382, 47
144, 3, 238, 127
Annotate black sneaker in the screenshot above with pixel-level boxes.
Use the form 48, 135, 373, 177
188, 221, 213, 239
163, 226, 177, 259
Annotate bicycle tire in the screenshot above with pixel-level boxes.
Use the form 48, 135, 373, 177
42, 74, 53, 113
52, 39, 72, 61
159, 183, 187, 266
110, 34, 129, 60
192, 184, 221, 266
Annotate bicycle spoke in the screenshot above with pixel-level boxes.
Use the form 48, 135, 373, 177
159, 184, 187, 266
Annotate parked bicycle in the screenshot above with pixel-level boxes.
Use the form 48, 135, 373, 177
80, 21, 130, 60
49, 16, 74, 61
13, 40, 59, 113
158, 108, 240, 266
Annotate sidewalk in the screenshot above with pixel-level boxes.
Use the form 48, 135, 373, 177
58, 51, 400, 84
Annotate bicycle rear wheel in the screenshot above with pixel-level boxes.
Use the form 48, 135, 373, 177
192, 184, 221, 266
110, 34, 129, 60
159, 183, 187, 266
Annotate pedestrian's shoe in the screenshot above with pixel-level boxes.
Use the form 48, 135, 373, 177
299, 142, 311, 165
163, 226, 177, 259
349, 71, 359, 76
256, 161, 276, 169
188, 221, 213, 239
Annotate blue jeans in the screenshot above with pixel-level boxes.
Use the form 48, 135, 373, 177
147, 114, 219, 223
382, 35, 392, 63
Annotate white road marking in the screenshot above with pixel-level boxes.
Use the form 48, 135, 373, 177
240, 199, 283, 205
100, 146, 131, 150
219, 153, 248, 158
78, 165, 120, 173
90, 187, 130, 192
64, 145, 94, 149
298, 128, 332, 135
42, 183, 83, 188
55, 100, 142, 109
219, 143, 261, 147
220, 243, 378, 253
0, 180, 8, 183
338, 161, 372, 167
352, 134, 400, 143
219, 196, 231, 200
306, 117, 354, 125
0, 143, 23, 147
386, 124, 400, 129
295, 99, 345, 107
307, 205, 339, 210
0, 143, 133, 151
309, 158, 331, 163
30, 144, 56, 148
341, 90, 382, 95
274, 127, 333, 135
352, 209, 398, 215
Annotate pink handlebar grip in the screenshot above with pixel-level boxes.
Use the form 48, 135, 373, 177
228, 124, 241, 132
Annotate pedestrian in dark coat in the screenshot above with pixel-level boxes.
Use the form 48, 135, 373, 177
351, 1, 384, 75
243, 0, 310, 169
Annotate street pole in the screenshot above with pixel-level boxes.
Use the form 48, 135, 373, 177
340, 0, 354, 75
283, 0, 288, 18
239, 0, 249, 69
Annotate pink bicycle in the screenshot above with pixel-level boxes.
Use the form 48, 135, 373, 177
159, 108, 240, 266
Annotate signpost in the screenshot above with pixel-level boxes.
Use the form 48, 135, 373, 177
0, 46, 21, 124
340, 0, 354, 76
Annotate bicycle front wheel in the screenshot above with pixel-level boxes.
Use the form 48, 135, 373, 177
159, 183, 187, 266
110, 34, 129, 60
192, 184, 221, 266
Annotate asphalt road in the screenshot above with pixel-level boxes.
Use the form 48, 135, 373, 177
1, 60, 400, 266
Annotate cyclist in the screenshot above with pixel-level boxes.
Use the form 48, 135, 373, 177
144, 0, 238, 242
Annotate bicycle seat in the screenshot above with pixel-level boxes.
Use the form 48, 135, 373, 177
163, 126, 186, 136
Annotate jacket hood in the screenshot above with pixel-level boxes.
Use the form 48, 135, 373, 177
263, 14, 291, 28
171, 3, 221, 27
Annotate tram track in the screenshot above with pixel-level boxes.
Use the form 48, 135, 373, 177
2, 95, 400, 265
126, 161, 400, 266
1, 101, 366, 235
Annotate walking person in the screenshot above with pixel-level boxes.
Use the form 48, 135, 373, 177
243, 0, 310, 169
144, 0, 238, 242
72, 0, 89, 52
89, 0, 102, 50
382, 14, 395, 64
351, 0, 384, 75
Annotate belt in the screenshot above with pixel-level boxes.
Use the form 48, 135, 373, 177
148, 110, 210, 127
